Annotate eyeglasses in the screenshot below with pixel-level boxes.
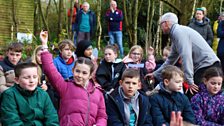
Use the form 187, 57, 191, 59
131, 52, 141, 56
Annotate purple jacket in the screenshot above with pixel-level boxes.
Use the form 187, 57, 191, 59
191, 84, 224, 126
41, 51, 107, 126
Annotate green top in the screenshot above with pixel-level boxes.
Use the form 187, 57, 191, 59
0, 84, 59, 126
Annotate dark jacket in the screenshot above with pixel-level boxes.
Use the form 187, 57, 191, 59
105, 8, 123, 31
149, 83, 195, 126
0, 84, 59, 126
75, 9, 96, 36
106, 88, 153, 126
96, 59, 126, 91
188, 18, 213, 46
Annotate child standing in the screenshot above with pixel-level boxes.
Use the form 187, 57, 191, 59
53, 39, 75, 81
96, 45, 126, 92
149, 65, 195, 126
106, 68, 153, 125
40, 31, 107, 126
123, 45, 156, 92
0, 42, 23, 93
0, 63, 59, 126
191, 67, 224, 125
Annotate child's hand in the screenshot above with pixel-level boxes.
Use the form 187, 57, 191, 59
40, 30, 48, 46
40, 83, 48, 91
147, 46, 154, 56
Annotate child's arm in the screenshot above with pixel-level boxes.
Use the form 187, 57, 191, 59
0, 67, 8, 93
191, 94, 222, 126
145, 47, 156, 73
95, 92, 107, 126
1, 92, 24, 126
40, 31, 67, 96
149, 95, 169, 126
43, 92, 59, 126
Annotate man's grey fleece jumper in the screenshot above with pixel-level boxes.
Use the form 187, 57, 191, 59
154, 24, 220, 85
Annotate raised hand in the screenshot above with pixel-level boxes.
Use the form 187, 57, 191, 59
147, 46, 154, 56
40, 30, 48, 46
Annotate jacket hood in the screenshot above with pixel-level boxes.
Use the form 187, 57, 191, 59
191, 17, 209, 26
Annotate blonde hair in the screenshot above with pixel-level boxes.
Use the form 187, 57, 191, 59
31, 45, 44, 83
128, 45, 144, 61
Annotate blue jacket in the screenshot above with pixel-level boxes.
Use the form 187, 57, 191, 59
53, 55, 75, 80
149, 83, 195, 126
75, 9, 96, 36
106, 88, 153, 126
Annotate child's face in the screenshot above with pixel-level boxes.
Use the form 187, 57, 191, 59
84, 46, 93, 58
162, 49, 170, 60
6, 50, 22, 65
120, 77, 140, 98
195, 10, 204, 21
73, 63, 92, 87
204, 76, 223, 95
130, 49, 142, 63
164, 74, 183, 92
60, 44, 73, 60
104, 48, 117, 62
15, 67, 39, 91
36, 50, 43, 64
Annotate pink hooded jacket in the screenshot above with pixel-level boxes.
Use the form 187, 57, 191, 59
41, 51, 107, 126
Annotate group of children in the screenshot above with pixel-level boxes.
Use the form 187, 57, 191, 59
0, 30, 223, 126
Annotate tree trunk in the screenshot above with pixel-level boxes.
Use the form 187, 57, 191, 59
96, 0, 102, 49
12, 0, 18, 39
191, 0, 197, 19
67, 0, 73, 39
133, 0, 138, 45
38, 0, 49, 34
34, 0, 39, 36
58, 0, 63, 42
155, 1, 163, 55
53, 0, 59, 14
45, 0, 51, 20
220, 0, 223, 13
145, 0, 151, 54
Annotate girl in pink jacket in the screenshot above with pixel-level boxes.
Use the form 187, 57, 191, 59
40, 31, 107, 126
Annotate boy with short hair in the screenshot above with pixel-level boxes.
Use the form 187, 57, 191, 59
0, 62, 59, 126
0, 42, 23, 93
149, 65, 195, 126
53, 39, 76, 80
106, 68, 153, 126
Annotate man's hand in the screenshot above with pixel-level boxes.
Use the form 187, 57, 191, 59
144, 73, 154, 80
40, 30, 48, 46
185, 83, 199, 95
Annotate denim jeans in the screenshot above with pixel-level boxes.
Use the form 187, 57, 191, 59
109, 31, 124, 57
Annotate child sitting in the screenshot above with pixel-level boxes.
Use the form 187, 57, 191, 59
106, 68, 153, 126
40, 31, 107, 125
53, 39, 75, 81
0, 62, 59, 125
123, 45, 156, 92
191, 67, 224, 125
96, 45, 126, 93
0, 42, 23, 94
149, 65, 195, 126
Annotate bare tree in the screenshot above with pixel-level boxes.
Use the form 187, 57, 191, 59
155, 1, 163, 55
58, 0, 63, 42
96, 0, 102, 49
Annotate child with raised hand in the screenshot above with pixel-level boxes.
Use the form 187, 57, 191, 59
123, 45, 156, 92
106, 68, 153, 126
149, 65, 195, 126
96, 45, 126, 93
191, 67, 224, 126
0, 62, 59, 126
40, 31, 107, 126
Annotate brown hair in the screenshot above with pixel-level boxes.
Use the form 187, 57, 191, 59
7, 42, 23, 52
14, 62, 38, 77
121, 68, 140, 81
203, 67, 223, 81
73, 57, 95, 74
104, 44, 118, 54
161, 65, 184, 80
58, 39, 75, 51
